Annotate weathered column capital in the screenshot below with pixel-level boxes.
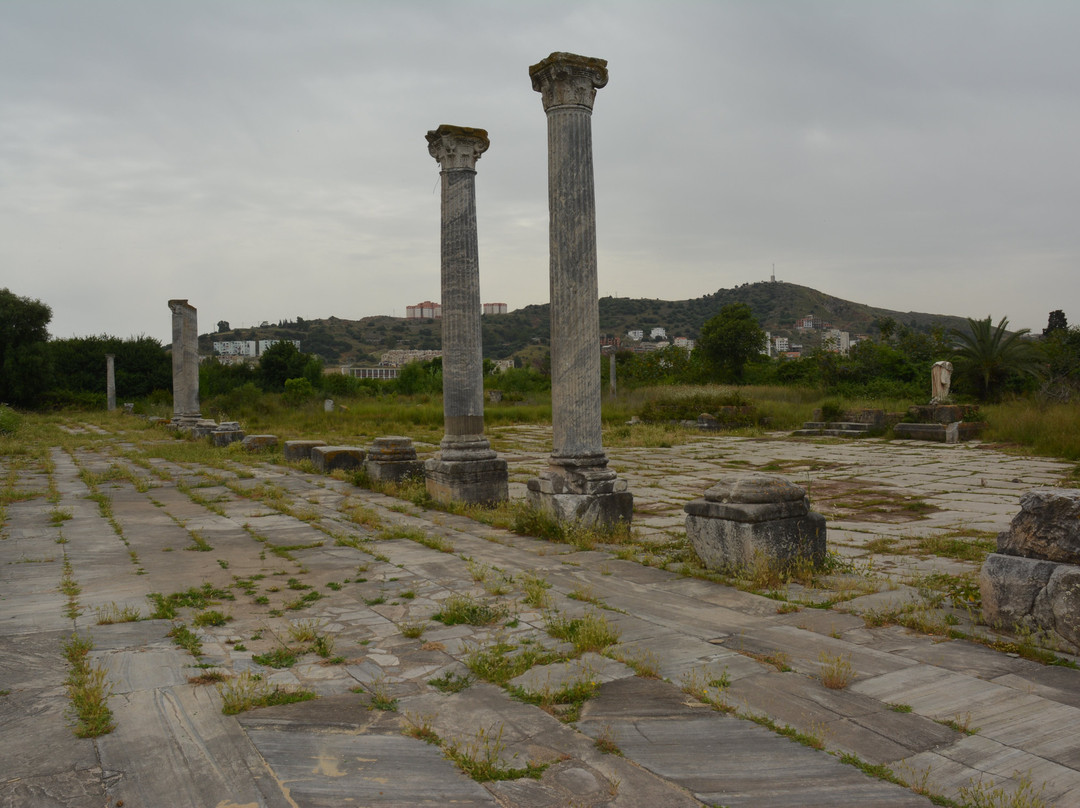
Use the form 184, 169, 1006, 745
168, 299, 195, 315
426, 125, 489, 172
529, 52, 608, 112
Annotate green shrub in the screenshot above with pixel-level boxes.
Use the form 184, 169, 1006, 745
0, 405, 19, 436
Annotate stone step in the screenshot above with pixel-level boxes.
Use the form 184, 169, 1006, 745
802, 421, 871, 432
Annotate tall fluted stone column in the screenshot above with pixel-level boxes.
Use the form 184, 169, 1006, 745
423, 125, 508, 505
526, 52, 632, 527
168, 299, 201, 427
105, 354, 116, 411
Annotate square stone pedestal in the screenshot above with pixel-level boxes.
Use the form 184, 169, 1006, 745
311, 446, 366, 473
684, 473, 826, 571
284, 440, 328, 462
425, 457, 508, 506
365, 436, 424, 483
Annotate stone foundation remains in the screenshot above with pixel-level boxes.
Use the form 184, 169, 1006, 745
366, 437, 425, 483
981, 488, 1080, 652
685, 473, 826, 571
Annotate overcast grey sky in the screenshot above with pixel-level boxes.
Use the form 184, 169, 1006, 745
2, 1, 1077, 345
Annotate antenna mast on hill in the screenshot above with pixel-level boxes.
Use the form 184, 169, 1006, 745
771, 264, 776, 283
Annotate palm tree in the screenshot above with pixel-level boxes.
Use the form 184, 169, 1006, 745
950, 316, 1040, 401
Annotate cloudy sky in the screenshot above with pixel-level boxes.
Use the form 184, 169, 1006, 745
2, 1, 1077, 344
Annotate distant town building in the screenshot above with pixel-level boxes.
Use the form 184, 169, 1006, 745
341, 366, 399, 379
379, 349, 441, 366
626, 329, 644, 341
482, 302, 508, 315
489, 359, 514, 373
795, 314, 822, 330
213, 340, 257, 357
650, 327, 667, 340
257, 339, 300, 356
773, 336, 790, 353
823, 329, 851, 355
406, 301, 442, 319
599, 335, 622, 348
673, 336, 695, 350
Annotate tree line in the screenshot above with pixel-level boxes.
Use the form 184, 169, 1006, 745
3, 287, 1076, 409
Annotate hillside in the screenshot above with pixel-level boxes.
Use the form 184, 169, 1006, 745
199, 282, 973, 365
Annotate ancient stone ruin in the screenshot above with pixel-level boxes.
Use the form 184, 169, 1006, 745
525, 52, 632, 528
168, 299, 202, 429
684, 473, 826, 571
423, 124, 508, 506
105, 353, 116, 412
981, 488, 1080, 653
366, 436, 424, 483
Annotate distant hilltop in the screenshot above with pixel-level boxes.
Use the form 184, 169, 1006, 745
199, 281, 972, 366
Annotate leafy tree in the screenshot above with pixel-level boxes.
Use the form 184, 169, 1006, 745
950, 316, 1040, 401
1039, 325, 1080, 402
216, 320, 230, 333
258, 341, 311, 392
1043, 310, 1068, 337
395, 358, 442, 395
874, 316, 898, 343
696, 303, 765, 383
0, 288, 53, 406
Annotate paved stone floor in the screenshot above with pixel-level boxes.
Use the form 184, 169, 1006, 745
2, 422, 1079, 807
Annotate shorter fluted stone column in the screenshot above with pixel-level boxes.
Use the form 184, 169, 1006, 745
105, 354, 116, 411
525, 52, 631, 527
423, 124, 507, 505
168, 299, 201, 428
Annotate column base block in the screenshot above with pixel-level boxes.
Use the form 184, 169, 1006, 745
425, 457, 508, 505
526, 483, 633, 529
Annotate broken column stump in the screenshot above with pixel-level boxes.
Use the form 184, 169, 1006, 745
684, 473, 826, 571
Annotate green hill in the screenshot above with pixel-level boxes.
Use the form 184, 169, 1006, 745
199, 282, 972, 365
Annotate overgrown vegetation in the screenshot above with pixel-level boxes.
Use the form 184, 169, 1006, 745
62, 634, 115, 738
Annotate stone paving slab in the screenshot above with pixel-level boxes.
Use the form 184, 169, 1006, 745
578, 677, 933, 807
4, 429, 1080, 807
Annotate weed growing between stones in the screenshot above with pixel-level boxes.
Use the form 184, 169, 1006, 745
519, 573, 552, 609
958, 772, 1049, 808
736, 648, 792, 672
192, 609, 231, 627
95, 602, 141, 624
62, 634, 115, 738
403, 711, 441, 744
464, 640, 564, 687
59, 557, 81, 618
937, 712, 979, 736
593, 724, 622, 755
610, 646, 662, 679
818, 652, 855, 689
355, 677, 397, 711
544, 611, 620, 654
508, 668, 600, 723
168, 624, 203, 657
338, 500, 384, 530
428, 671, 472, 693
432, 594, 508, 626
217, 671, 316, 715
48, 507, 73, 525
443, 723, 547, 782
400, 621, 426, 639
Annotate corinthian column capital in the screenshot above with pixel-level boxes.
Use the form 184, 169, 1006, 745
529, 52, 608, 112
426, 125, 489, 172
